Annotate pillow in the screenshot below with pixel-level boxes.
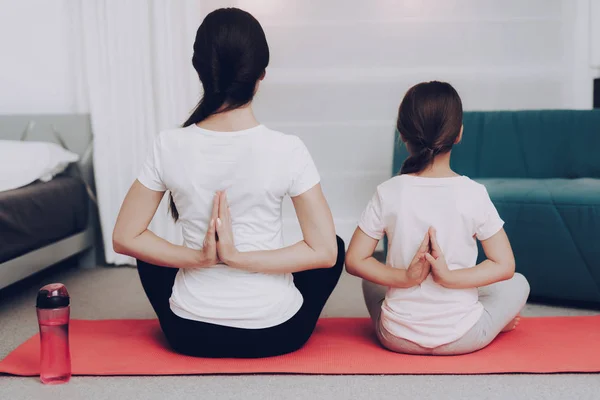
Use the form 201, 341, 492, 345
0, 140, 80, 192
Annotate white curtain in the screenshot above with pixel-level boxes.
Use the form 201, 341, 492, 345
72, 0, 203, 265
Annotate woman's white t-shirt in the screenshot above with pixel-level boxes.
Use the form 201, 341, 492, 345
359, 175, 504, 348
137, 124, 320, 329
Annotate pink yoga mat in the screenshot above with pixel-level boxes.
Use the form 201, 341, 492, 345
1, 317, 599, 376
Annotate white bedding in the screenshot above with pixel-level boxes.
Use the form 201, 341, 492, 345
0, 140, 79, 192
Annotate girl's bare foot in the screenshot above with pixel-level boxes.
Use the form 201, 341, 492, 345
501, 315, 521, 332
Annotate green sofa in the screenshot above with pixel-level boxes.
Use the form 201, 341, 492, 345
392, 110, 600, 305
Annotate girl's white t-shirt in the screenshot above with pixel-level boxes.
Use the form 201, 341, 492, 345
137, 124, 320, 329
359, 174, 504, 348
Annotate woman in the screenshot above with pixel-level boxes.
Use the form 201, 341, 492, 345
112, 8, 344, 358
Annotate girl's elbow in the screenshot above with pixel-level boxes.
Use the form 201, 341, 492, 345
344, 254, 360, 276
502, 259, 516, 280
345, 264, 357, 277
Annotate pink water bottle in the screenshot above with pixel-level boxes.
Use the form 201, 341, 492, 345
36, 283, 71, 384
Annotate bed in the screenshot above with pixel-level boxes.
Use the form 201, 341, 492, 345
0, 115, 98, 290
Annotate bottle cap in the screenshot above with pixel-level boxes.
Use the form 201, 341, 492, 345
36, 283, 70, 309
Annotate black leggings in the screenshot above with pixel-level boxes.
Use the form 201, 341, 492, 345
137, 236, 345, 358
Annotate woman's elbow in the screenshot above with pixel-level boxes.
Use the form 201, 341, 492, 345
318, 244, 338, 268
309, 237, 337, 268
112, 238, 127, 255
112, 230, 132, 255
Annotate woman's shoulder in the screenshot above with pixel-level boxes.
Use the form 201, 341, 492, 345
152, 125, 309, 155
257, 126, 309, 150
260, 126, 297, 139
153, 125, 195, 144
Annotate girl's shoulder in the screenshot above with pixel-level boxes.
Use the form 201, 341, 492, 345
457, 176, 492, 197
376, 174, 488, 197
379, 174, 473, 188
373, 175, 410, 198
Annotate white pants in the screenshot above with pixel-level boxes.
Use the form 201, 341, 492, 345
363, 273, 530, 355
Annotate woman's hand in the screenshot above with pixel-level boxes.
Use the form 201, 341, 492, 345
215, 191, 239, 265
405, 231, 432, 284
220, 184, 337, 273
200, 192, 220, 266
424, 227, 453, 285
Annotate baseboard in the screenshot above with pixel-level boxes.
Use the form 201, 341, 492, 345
0, 228, 94, 290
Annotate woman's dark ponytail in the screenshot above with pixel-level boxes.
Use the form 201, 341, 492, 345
396, 81, 463, 175
168, 8, 270, 221
169, 93, 226, 220
182, 93, 227, 128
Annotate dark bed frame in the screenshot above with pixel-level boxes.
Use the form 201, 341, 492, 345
0, 114, 99, 290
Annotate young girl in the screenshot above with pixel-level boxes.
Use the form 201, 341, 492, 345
346, 81, 530, 355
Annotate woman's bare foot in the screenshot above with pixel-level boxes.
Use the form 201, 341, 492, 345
501, 315, 521, 332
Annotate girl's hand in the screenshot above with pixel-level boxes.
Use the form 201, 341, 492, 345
215, 191, 239, 265
200, 192, 220, 265
405, 231, 432, 284
424, 227, 453, 285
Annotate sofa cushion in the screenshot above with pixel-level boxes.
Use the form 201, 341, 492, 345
480, 178, 600, 206
477, 178, 600, 303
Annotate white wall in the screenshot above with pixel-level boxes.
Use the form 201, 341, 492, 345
0, 0, 80, 114
217, 0, 600, 244
2, 0, 598, 245
590, 0, 600, 68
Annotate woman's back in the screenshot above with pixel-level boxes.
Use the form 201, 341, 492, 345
138, 123, 320, 328
113, 7, 342, 358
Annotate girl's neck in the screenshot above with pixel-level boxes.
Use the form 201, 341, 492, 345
413, 152, 460, 178
197, 104, 259, 132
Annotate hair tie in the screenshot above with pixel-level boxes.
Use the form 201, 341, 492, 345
421, 145, 435, 153
424, 145, 442, 156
